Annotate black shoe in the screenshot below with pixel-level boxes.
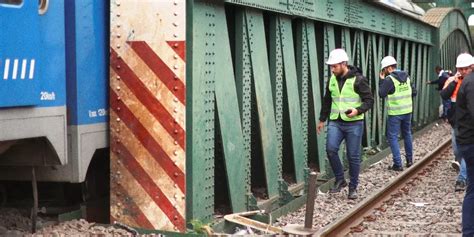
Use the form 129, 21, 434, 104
329, 179, 347, 193
455, 180, 466, 192
406, 160, 413, 168
348, 188, 358, 199
388, 165, 403, 171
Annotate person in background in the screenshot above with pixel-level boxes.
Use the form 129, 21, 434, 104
428, 66, 451, 120
378, 56, 417, 171
453, 55, 474, 236
316, 48, 374, 200
441, 53, 472, 192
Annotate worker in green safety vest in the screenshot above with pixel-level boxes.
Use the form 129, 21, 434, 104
317, 48, 374, 200
379, 56, 417, 172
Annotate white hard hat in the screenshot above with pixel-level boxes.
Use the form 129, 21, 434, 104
456, 53, 473, 68
380, 56, 397, 70
326, 49, 349, 65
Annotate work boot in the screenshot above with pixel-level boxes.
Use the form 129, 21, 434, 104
388, 165, 403, 172
329, 179, 347, 193
451, 161, 460, 172
348, 188, 358, 200
406, 160, 413, 168
455, 180, 466, 192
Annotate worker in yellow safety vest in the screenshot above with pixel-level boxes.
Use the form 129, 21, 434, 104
317, 48, 374, 200
378, 56, 417, 171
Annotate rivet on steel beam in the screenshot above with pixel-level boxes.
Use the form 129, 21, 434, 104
116, 2, 120, 6
173, 34, 178, 38
174, 150, 178, 155
174, 12, 178, 16
116, 118, 121, 122
174, 183, 178, 188
174, 215, 178, 220
174, 160, 178, 165
116, 139, 120, 143
117, 202, 121, 207
117, 44, 121, 49
174, 226, 178, 231
116, 13, 120, 17
117, 34, 121, 38
117, 96, 121, 101
116, 128, 120, 132
116, 75, 121, 80
173, 98, 178, 103
116, 24, 121, 28
174, 76, 179, 80
174, 194, 178, 199
173, 86, 179, 91
173, 108, 178, 113
116, 65, 121, 69
116, 86, 121, 91
174, 54, 179, 59
173, 1, 178, 5
173, 43, 179, 48
116, 107, 121, 111
173, 65, 179, 69
174, 172, 179, 177
174, 141, 178, 145
173, 22, 178, 27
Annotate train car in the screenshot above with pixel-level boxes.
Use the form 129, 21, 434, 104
0, 0, 108, 183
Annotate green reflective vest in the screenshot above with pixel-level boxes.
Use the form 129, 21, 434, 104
329, 75, 364, 121
387, 75, 413, 115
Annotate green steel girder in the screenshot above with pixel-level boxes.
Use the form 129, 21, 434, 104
306, 21, 326, 172
188, 1, 218, 222
244, 9, 281, 198
225, 0, 434, 45
279, 16, 306, 183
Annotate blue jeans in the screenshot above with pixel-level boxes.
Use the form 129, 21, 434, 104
452, 129, 467, 182
442, 98, 451, 118
386, 114, 413, 167
459, 143, 474, 236
326, 120, 364, 189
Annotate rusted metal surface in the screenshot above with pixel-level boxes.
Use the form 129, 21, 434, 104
317, 137, 451, 236
224, 210, 283, 234
109, 0, 186, 232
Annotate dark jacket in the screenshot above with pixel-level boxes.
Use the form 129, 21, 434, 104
378, 70, 417, 98
319, 66, 374, 122
455, 73, 474, 145
429, 71, 450, 90
440, 79, 458, 126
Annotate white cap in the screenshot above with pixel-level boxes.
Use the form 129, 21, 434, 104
326, 49, 349, 65
380, 56, 397, 70
456, 53, 473, 68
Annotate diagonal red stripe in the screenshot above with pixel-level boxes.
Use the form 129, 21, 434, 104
110, 89, 185, 193
128, 41, 186, 104
166, 41, 186, 61
111, 49, 185, 150
112, 183, 155, 229
113, 142, 185, 230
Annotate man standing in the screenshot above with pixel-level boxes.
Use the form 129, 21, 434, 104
454, 56, 474, 235
317, 48, 374, 199
440, 53, 472, 192
378, 56, 417, 171
428, 66, 451, 120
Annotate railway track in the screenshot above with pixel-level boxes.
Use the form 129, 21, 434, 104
317, 137, 460, 236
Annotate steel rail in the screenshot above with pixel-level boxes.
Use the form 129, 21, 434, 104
317, 137, 452, 236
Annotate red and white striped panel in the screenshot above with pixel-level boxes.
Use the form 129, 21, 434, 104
109, 0, 186, 232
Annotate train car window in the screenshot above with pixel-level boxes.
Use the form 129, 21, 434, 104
0, 0, 23, 5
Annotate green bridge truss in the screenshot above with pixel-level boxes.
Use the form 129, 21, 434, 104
185, 0, 472, 224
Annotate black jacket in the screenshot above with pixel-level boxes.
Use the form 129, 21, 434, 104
429, 71, 450, 90
378, 70, 417, 98
319, 66, 374, 122
455, 73, 474, 145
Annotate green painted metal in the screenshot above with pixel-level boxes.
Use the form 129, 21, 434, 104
244, 9, 281, 198
225, 0, 433, 45
279, 16, 306, 183
188, 1, 218, 222
306, 21, 326, 172
213, 4, 248, 213
187, 0, 471, 228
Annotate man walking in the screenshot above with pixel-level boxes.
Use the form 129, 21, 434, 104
317, 48, 374, 199
454, 55, 474, 235
378, 56, 417, 171
440, 53, 472, 192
